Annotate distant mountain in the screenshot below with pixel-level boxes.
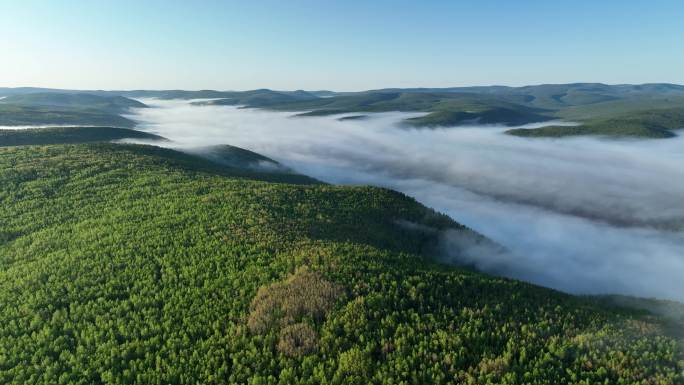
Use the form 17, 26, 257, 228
0, 92, 147, 114
2, 83, 684, 137
0, 87, 231, 100
0, 86, 78, 96
266, 83, 684, 136
368, 83, 684, 109
0, 92, 147, 128
274, 91, 553, 127
307, 90, 339, 98
102, 88, 319, 102
192, 89, 319, 107
0, 104, 137, 127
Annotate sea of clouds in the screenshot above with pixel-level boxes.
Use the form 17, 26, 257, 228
127, 99, 684, 301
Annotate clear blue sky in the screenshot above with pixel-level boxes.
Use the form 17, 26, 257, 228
1, 0, 682, 91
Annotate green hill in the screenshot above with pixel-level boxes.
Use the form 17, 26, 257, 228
4, 84, 684, 138
246, 84, 684, 134
0, 133, 681, 384
255, 84, 684, 136
0, 92, 147, 114
0, 104, 137, 128
406, 106, 548, 128
507, 107, 684, 138
279, 92, 552, 127
0, 127, 164, 146
0, 92, 146, 128
370, 83, 684, 109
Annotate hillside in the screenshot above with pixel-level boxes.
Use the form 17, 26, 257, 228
0, 92, 146, 128
370, 83, 684, 109
275, 85, 684, 135
0, 104, 136, 128
405, 106, 548, 127
183, 144, 296, 173
591, 296, 684, 352
0, 93, 147, 114
189, 84, 684, 136
3, 84, 684, 137
0, 132, 681, 384
278, 92, 552, 127
0, 127, 164, 146
507, 107, 684, 138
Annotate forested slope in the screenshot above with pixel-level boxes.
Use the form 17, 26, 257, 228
0, 127, 163, 146
0, 142, 681, 384
0, 104, 137, 128
0, 93, 147, 114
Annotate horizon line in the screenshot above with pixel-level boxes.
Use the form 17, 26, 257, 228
1, 81, 684, 94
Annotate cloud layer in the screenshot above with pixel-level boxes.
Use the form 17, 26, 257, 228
128, 99, 684, 301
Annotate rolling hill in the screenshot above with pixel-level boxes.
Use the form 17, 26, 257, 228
0, 129, 681, 384
0, 92, 148, 114
0, 87, 320, 104
507, 106, 684, 138
183, 83, 684, 136
276, 92, 552, 127
2, 83, 684, 137
0, 104, 137, 128
0, 92, 147, 128
0, 126, 164, 147
369, 83, 684, 109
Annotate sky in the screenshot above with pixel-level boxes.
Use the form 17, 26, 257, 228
1, 0, 683, 91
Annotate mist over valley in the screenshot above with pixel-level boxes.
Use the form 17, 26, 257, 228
127, 99, 684, 301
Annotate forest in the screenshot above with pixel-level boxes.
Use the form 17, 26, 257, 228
0, 131, 682, 384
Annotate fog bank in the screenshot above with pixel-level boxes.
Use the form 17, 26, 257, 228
128, 99, 684, 301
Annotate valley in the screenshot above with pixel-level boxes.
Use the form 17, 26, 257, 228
4, 2, 684, 383
0, 85, 682, 384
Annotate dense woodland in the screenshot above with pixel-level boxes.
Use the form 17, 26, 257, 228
0, 136, 682, 384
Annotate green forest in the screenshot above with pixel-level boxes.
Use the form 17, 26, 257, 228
0, 130, 682, 384
0, 127, 163, 146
